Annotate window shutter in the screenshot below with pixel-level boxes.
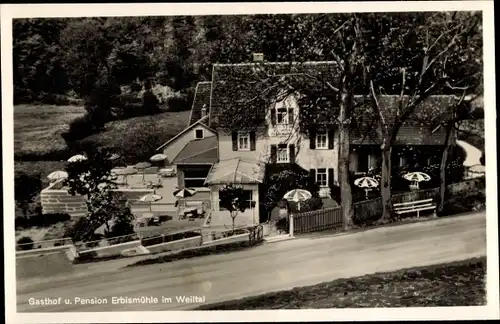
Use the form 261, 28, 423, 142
328, 168, 334, 187
309, 129, 316, 149
232, 132, 238, 151
310, 169, 316, 183
328, 129, 334, 149
288, 108, 294, 124
289, 144, 295, 164
270, 145, 277, 163
270, 108, 276, 125
250, 131, 256, 151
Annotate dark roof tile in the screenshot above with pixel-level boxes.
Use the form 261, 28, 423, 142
172, 136, 218, 165
189, 81, 212, 125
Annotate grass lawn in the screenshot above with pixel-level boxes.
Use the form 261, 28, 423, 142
14, 104, 85, 157
75, 110, 190, 161
196, 257, 486, 309
15, 160, 68, 189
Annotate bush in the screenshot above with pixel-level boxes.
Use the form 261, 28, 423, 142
15, 171, 42, 217
17, 236, 34, 251
288, 197, 323, 213
15, 213, 71, 229
62, 114, 98, 142
63, 216, 100, 242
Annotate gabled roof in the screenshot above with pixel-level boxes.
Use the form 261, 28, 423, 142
189, 81, 212, 125
204, 158, 265, 185
156, 115, 216, 151
209, 61, 339, 128
172, 136, 218, 165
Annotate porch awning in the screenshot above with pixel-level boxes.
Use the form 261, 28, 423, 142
204, 158, 265, 185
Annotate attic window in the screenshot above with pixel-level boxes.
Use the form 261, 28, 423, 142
195, 129, 204, 140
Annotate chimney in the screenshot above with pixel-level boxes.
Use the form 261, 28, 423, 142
252, 53, 264, 62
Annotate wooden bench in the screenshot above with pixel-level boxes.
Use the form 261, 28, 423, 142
393, 198, 436, 218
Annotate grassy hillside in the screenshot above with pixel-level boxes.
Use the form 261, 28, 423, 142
78, 110, 190, 162
14, 105, 190, 160
14, 104, 86, 158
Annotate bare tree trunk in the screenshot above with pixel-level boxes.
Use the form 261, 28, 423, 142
379, 142, 393, 221
438, 123, 454, 214
338, 90, 354, 230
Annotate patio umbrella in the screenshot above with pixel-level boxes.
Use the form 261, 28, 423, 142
139, 193, 163, 212
134, 162, 152, 182
67, 154, 87, 163
283, 189, 312, 211
174, 187, 196, 198
402, 172, 431, 189
354, 176, 379, 199
150, 153, 168, 162
112, 167, 137, 187
108, 153, 121, 161
47, 170, 68, 182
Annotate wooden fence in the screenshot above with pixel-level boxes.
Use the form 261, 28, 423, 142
293, 206, 343, 234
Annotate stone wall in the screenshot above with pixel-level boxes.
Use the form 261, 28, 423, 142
40, 181, 87, 217
40, 179, 156, 217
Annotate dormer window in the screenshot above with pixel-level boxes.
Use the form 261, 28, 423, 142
195, 129, 204, 139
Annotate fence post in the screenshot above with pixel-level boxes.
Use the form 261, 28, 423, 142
289, 214, 294, 238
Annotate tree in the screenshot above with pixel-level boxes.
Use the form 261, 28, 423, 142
363, 12, 482, 221
64, 147, 120, 238
14, 172, 42, 217
218, 184, 251, 232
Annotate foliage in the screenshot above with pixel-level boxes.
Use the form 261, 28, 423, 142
17, 236, 35, 251
219, 184, 252, 232
63, 217, 101, 242
261, 163, 319, 215
104, 198, 136, 238
14, 171, 42, 217
15, 213, 71, 229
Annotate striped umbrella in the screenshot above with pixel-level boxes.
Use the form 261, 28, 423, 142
139, 193, 162, 212
47, 170, 68, 182
150, 153, 168, 162
354, 176, 379, 199
283, 189, 312, 211
67, 154, 87, 163
174, 187, 196, 198
402, 172, 431, 189
354, 177, 379, 188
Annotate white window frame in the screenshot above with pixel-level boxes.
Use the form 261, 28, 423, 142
315, 131, 328, 149
194, 128, 204, 140
237, 132, 250, 151
316, 168, 328, 187
276, 145, 289, 163
276, 108, 288, 125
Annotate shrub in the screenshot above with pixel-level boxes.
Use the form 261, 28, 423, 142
15, 213, 71, 229
17, 236, 34, 251
63, 216, 100, 242
62, 114, 97, 142
15, 171, 42, 217
288, 197, 323, 213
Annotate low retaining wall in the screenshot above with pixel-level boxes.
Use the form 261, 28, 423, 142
16, 244, 75, 257
40, 181, 87, 217
146, 236, 202, 254
77, 240, 143, 258
201, 233, 250, 247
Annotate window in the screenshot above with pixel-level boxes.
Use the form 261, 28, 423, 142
399, 156, 406, 167
183, 166, 211, 188
358, 154, 370, 173
195, 129, 204, 139
316, 168, 328, 187
220, 189, 253, 210
238, 132, 250, 150
316, 131, 328, 149
277, 144, 289, 163
276, 108, 288, 125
